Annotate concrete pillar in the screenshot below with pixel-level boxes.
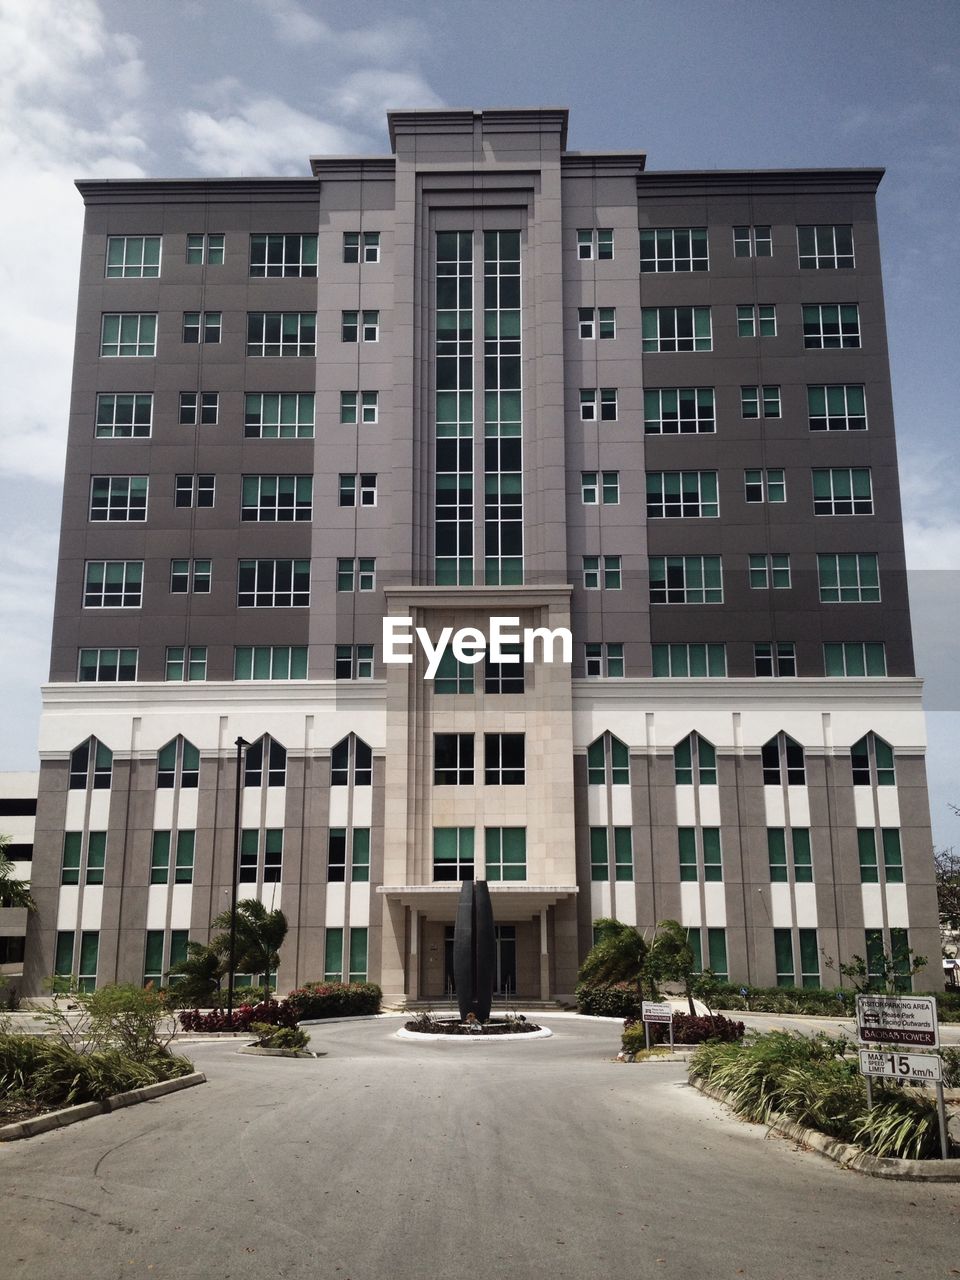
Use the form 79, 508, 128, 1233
540, 908, 550, 1000
409, 909, 420, 1001
380, 895, 407, 1003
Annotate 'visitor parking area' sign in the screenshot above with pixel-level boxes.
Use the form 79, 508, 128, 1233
855, 995, 939, 1048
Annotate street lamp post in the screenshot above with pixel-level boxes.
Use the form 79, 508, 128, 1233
226, 736, 249, 1028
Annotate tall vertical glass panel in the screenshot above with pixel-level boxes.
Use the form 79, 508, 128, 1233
483, 231, 523, 585
435, 232, 474, 584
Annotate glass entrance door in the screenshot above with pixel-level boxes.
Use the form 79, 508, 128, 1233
495, 925, 517, 997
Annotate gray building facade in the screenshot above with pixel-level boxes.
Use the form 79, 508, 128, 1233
26, 108, 941, 1001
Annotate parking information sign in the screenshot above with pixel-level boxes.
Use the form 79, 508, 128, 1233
855, 995, 939, 1049
858, 1049, 943, 1084
641, 1001, 673, 1024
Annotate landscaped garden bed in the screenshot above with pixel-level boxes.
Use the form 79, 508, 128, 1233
403, 1012, 543, 1037
178, 981, 382, 1033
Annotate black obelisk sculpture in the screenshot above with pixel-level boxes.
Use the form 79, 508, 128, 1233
453, 880, 495, 1023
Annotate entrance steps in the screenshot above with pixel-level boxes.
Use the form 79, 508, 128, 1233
388, 998, 571, 1014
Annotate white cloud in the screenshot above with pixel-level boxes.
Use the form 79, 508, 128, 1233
181, 94, 362, 175
903, 521, 960, 573
255, 0, 425, 64
330, 70, 443, 130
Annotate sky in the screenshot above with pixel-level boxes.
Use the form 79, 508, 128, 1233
0, 0, 957, 848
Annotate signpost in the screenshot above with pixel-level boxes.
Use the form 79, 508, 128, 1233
641, 1000, 674, 1051
856, 994, 949, 1160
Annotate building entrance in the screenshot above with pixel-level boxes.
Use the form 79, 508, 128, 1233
443, 923, 517, 997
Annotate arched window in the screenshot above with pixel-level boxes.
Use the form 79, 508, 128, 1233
586, 733, 629, 785
673, 733, 717, 786
762, 733, 805, 786
69, 738, 112, 790
243, 736, 286, 787
331, 735, 373, 788
157, 738, 200, 789
851, 733, 895, 787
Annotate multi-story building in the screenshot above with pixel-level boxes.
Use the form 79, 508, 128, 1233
1, 772, 38, 987
24, 107, 941, 1002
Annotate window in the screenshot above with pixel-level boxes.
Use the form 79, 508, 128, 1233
106, 235, 161, 278
341, 310, 380, 342
434, 733, 475, 785
100, 313, 156, 357
733, 225, 771, 257
678, 827, 697, 881
433, 828, 474, 881
348, 928, 368, 983
579, 388, 618, 422
754, 643, 797, 677
241, 475, 313, 522
824, 642, 885, 676
182, 311, 221, 344
239, 829, 283, 882
577, 307, 616, 339
78, 648, 137, 682
585, 643, 624, 678
55, 931, 74, 981
244, 738, 286, 788
882, 829, 904, 883
245, 392, 315, 439
343, 231, 380, 263
640, 227, 708, 272
331, 736, 372, 787
89, 476, 147, 522
577, 228, 613, 260
740, 385, 781, 418
762, 734, 805, 786
652, 643, 726, 677
157, 739, 200, 790
69, 738, 112, 790
851, 733, 895, 787
768, 829, 813, 882
587, 734, 629, 785
174, 474, 215, 508
582, 555, 621, 590
340, 391, 379, 424
642, 307, 711, 352
484, 733, 525, 785
175, 831, 196, 884
485, 828, 526, 881
186, 233, 224, 265
590, 828, 609, 882
237, 559, 309, 608
674, 734, 717, 786
83, 560, 142, 608
352, 829, 371, 882
338, 473, 377, 507
169, 559, 211, 593
581, 471, 619, 505
151, 831, 171, 884
807, 385, 866, 431
858, 829, 879, 883
744, 469, 785, 503
95, 392, 152, 438
78, 931, 99, 992
179, 392, 219, 425
335, 645, 373, 680
435, 650, 474, 694
249, 233, 318, 277
165, 646, 207, 681
234, 646, 307, 680
644, 388, 715, 434
328, 829, 347, 882
679, 828, 722, 882
246, 312, 316, 356
774, 929, 794, 987
748, 554, 791, 589
736, 305, 776, 338
776, 929, 820, 988
818, 553, 880, 603
803, 304, 860, 349
324, 928, 343, 982
798, 225, 854, 270
646, 471, 718, 518
649, 556, 722, 604
813, 468, 873, 516
484, 644, 524, 694
336, 558, 376, 592
61, 832, 81, 885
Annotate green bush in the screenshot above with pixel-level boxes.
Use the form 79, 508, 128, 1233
285, 982, 382, 1020
689, 1031, 943, 1160
249, 1023, 310, 1051
575, 981, 643, 1019
622, 1014, 744, 1053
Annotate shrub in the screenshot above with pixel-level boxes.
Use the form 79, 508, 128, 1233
179, 999, 297, 1033
622, 1013, 744, 1054
285, 982, 382, 1020
575, 981, 643, 1019
249, 1023, 310, 1051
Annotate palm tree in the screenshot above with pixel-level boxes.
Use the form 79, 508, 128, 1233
211, 900, 288, 995
0, 834, 36, 910
578, 918, 648, 989
647, 919, 698, 1014
168, 941, 224, 1006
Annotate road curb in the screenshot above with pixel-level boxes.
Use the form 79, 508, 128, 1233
0, 1072, 206, 1142
692, 1078, 960, 1180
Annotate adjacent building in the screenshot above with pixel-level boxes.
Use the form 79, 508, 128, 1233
24, 107, 941, 1002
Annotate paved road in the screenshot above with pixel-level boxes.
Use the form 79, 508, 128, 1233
1, 1015, 957, 1280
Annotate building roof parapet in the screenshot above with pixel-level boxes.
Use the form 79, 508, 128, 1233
76, 177, 319, 204
637, 167, 884, 197
387, 107, 569, 152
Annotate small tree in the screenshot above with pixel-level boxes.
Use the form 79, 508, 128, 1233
645, 919, 698, 1013
0, 834, 36, 910
824, 945, 927, 995
579, 918, 648, 993
168, 941, 224, 1007
211, 900, 288, 994
934, 842, 960, 936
